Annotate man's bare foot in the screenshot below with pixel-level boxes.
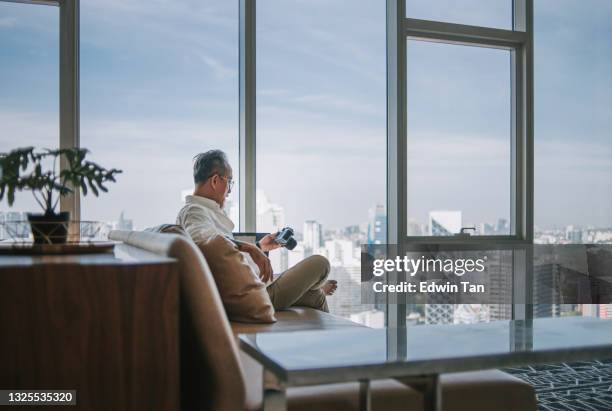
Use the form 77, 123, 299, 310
321, 280, 338, 296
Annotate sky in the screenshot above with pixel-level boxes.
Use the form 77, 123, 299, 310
0, 0, 610, 232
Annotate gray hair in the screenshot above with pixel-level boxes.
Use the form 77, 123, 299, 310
193, 150, 230, 185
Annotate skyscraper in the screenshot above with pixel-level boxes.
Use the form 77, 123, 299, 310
367, 204, 386, 244
256, 189, 284, 232
303, 220, 322, 256
429, 211, 462, 236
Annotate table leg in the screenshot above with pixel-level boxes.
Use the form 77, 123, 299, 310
359, 379, 371, 411
262, 368, 287, 411
395, 374, 441, 411
263, 388, 287, 411
421, 374, 441, 411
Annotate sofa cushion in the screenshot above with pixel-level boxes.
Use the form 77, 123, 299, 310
242, 366, 536, 411
283, 379, 422, 411
199, 234, 276, 323
439, 369, 536, 411
284, 370, 537, 411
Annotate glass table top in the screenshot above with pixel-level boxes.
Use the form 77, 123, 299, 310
239, 317, 612, 384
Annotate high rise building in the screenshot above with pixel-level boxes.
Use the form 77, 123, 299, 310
115, 211, 134, 231
429, 211, 462, 236
425, 304, 455, 324
4, 211, 29, 239
565, 225, 583, 243
256, 190, 287, 272
303, 220, 322, 256
453, 304, 490, 324
256, 189, 284, 233
599, 304, 612, 319
325, 239, 359, 267
367, 204, 386, 244
0, 212, 6, 240
327, 265, 364, 318
496, 218, 509, 234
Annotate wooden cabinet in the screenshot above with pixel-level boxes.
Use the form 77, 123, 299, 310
0, 244, 179, 411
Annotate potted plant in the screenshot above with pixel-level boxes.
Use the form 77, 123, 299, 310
0, 147, 122, 244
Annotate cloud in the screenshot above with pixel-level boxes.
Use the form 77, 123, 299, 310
0, 17, 17, 29
0, 111, 58, 149
287, 93, 384, 117
199, 53, 236, 79
258, 88, 290, 97
85, 0, 235, 29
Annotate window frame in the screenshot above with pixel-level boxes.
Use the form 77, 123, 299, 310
1, 0, 80, 225
387, 0, 535, 328
400, 12, 531, 244
4, 0, 533, 326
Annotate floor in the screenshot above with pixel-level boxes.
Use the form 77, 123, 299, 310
503, 360, 612, 411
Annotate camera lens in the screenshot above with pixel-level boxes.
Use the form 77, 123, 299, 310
286, 237, 297, 250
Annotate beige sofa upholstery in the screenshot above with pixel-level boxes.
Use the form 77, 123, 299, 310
110, 229, 536, 411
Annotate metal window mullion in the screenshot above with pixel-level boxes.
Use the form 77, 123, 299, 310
59, 0, 80, 223
239, 0, 256, 232
405, 34, 517, 51
511, 46, 523, 239
523, 0, 534, 245
404, 18, 526, 47
403, 236, 531, 245
1, 0, 59, 5
386, 0, 407, 330
512, 0, 534, 322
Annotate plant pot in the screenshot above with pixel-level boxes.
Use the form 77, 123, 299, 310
27, 212, 70, 244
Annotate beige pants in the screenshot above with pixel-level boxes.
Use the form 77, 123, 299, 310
266, 255, 331, 312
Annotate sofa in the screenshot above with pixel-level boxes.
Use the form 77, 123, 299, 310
109, 229, 537, 411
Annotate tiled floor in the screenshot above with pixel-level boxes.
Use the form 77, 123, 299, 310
503, 360, 612, 411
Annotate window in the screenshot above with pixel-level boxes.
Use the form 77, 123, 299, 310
392, 1, 529, 326
80, 0, 239, 232
534, 0, 612, 319
256, 0, 386, 326
0, 2, 59, 237
406, 41, 512, 236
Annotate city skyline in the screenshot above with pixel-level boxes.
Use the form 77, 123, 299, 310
1, 1, 611, 230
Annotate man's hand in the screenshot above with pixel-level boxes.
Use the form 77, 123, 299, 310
258, 232, 282, 252
241, 242, 273, 283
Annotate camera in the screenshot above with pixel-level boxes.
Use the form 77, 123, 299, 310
274, 226, 297, 250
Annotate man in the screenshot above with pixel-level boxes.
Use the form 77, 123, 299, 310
177, 149, 337, 312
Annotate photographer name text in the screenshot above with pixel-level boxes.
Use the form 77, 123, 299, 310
372, 281, 485, 294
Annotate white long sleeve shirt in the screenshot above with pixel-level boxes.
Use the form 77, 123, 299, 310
176, 194, 261, 277
176, 195, 235, 243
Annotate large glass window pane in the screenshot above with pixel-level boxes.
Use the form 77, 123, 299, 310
406, 40, 511, 236
80, 1, 239, 233
0, 3, 58, 237
257, 0, 386, 325
534, 0, 612, 319
406, 0, 512, 30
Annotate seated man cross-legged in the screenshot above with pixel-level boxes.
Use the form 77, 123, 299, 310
176, 149, 337, 313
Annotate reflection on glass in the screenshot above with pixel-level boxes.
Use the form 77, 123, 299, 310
534, 0, 612, 320
406, 40, 511, 237
246, 317, 612, 371
0, 3, 58, 222
0, 3, 58, 147
406, 0, 512, 30
80, 1, 239, 233
256, 0, 386, 325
